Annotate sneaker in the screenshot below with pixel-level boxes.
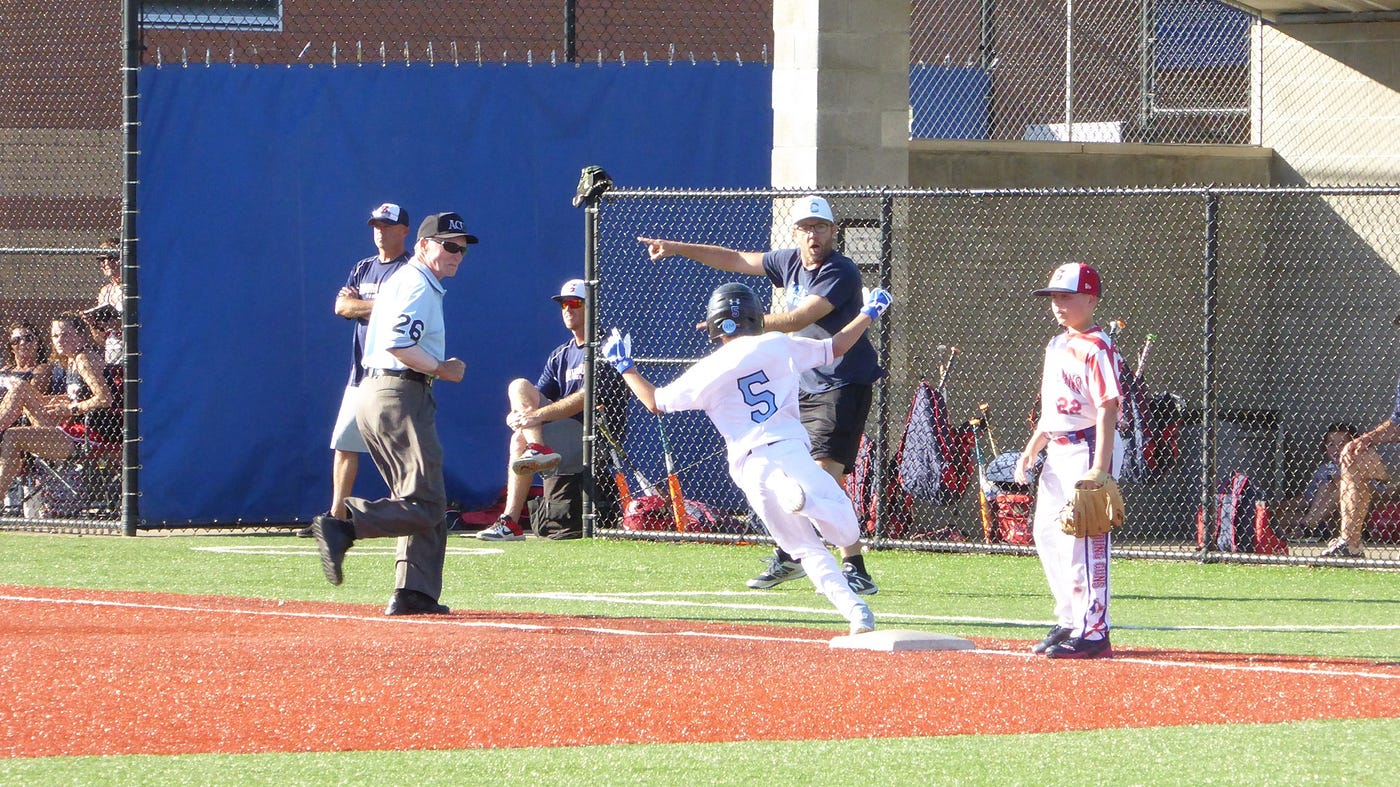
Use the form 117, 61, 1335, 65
771, 472, 806, 514
842, 562, 879, 596
443, 509, 465, 532
1031, 625, 1073, 655
746, 552, 806, 589
476, 517, 525, 542
294, 524, 315, 538
511, 443, 562, 476
1319, 538, 1365, 559
1046, 634, 1113, 660
849, 605, 876, 636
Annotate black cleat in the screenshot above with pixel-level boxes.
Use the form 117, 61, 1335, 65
312, 513, 354, 586
1032, 625, 1073, 655
385, 589, 450, 616
1046, 634, 1113, 660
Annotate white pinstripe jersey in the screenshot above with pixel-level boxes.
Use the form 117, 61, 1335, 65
1036, 326, 1123, 434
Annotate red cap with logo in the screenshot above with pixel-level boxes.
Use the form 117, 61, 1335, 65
1032, 262, 1100, 297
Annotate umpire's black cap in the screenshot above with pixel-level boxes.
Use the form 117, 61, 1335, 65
417, 212, 479, 244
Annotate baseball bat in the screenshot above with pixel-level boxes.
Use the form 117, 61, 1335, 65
595, 407, 658, 497
936, 345, 960, 392
1136, 333, 1156, 378
977, 402, 999, 457
655, 412, 688, 532
969, 416, 994, 544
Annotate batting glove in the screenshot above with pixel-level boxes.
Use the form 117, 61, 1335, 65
861, 287, 893, 320
602, 328, 635, 374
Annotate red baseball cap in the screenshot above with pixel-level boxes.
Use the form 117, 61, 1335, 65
1032, 262, 1100, 297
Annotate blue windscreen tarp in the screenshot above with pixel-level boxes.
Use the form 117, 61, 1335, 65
137, 63, 770, 522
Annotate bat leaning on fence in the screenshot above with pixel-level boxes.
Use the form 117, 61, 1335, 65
655, 412, 688, 532
968, 414, 995, 544
595, 407, 657, 501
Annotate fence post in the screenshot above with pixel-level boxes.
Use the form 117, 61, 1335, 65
579, 182, 601, 537
873, 191, 895, 543
1199, 189, 1219, 558
121, 0, 141, 536
564, 0, 577, 63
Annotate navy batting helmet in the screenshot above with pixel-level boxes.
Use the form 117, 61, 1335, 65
706, 282, 764, 343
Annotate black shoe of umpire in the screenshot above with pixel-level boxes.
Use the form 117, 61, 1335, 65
1031, 625, 1073, 654
312, 513, 354, 586
294, 524, 315, 538
385, 588, 450, 616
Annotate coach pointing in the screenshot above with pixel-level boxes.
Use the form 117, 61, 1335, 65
638, 195, 885, 595
314, 212, 474, 616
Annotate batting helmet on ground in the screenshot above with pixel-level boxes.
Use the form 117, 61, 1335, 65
706, 282, 764, 343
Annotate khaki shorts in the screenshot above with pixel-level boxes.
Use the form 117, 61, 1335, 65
330, 384, 368, 453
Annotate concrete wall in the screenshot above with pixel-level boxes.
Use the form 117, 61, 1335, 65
908, 140, 1275, 189
1258, 20, 1400, 185
772, 0, 909, 188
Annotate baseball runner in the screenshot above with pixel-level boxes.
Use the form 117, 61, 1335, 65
602, 281, 893, 636
1014, 262, 1124, 659
313, 212, 474, 616
638, 195, 884, 596
300, 202, 411, 537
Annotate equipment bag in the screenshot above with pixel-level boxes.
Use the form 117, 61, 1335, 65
897, 380, 973, 505
1196, 472, 1289, 555
846, 433, 913, 538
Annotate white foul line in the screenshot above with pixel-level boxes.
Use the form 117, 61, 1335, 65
1, 592, 1395, 680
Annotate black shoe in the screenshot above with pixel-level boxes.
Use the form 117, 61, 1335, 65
312, 513, 354, 586
385, 589, 450, 616
1031, 625, 1073, 654
294, 524, 315, 538
1046, 634, 1113, 660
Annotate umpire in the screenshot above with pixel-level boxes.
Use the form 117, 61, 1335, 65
314, 211, 475, 616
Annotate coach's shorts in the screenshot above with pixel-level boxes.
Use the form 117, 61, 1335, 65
799, 383, 873, 474
540, 416, 585, 475
330, 384, 368, 453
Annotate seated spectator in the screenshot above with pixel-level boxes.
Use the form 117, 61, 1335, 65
0, 314, 120, 501
1321, 372, 1400, 558
1274, 423, 1357, 541
0, 321, 56, 404
81, 238, 123, 365
475, 279, 623, 541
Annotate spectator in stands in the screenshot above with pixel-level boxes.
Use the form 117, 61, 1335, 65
1320, 373, 1400, 559
0, 314, 120, 497
1275, 423, 1357, 542
0, 321, 56, 403
81, 238, 123, 365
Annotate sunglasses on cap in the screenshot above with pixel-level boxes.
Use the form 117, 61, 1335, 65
428, 237, 468, 255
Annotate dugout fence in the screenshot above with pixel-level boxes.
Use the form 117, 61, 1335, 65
585, 185, 1400, 569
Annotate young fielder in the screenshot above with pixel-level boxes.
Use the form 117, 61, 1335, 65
603, 282, 892, 635
1014, 262, 1125, 659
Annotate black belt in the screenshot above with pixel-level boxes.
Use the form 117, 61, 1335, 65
368, 368, 433, 385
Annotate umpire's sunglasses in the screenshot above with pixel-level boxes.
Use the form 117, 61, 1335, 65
428, 237, 468, 255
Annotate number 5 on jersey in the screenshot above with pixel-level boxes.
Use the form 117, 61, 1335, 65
738, 371, 776, 424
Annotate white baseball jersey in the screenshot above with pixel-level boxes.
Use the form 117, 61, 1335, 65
361, 257, 446, 371
653, 332, 831, 470
1036, 326, 1122, 434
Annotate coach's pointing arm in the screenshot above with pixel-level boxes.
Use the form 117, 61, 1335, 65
638, 236, 765, 276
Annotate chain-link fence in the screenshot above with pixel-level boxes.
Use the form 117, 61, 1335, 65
139, 1, 773, 66
589, 186, 1400, 568
0, 3, 134, 533
911, 0, 1251, 144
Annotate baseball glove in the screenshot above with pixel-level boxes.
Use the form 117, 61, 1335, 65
572, 165, 613, 207
1058, 469, 1125, 538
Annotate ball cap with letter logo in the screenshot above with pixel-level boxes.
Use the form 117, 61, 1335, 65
551, 278, 588, 303
791, 195, 835, 225
417, 212, 479, 244
1032, 262, 1101, 297
368, 202, 410, 227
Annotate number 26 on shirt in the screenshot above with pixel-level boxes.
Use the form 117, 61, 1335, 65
394, 314, 424, 342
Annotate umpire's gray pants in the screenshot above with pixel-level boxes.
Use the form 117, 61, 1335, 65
346, 375, 447, 600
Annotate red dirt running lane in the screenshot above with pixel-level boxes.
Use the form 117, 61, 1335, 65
1, 586, 1396, 758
